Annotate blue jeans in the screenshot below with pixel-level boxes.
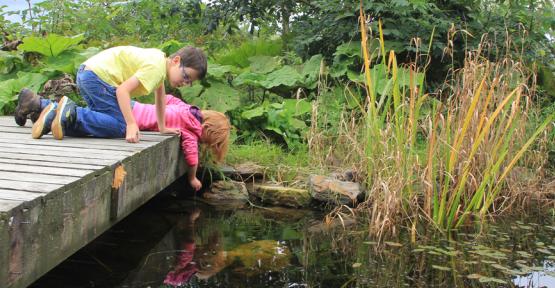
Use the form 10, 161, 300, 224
69, 65, 126, 137
39, 66, 128, 137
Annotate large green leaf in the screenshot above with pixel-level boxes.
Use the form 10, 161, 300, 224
189, 81, 240, 113
260, 66, 303, 89
301, 54, 323, 89
18, 34, 84, 57
0, 72, 48, 113
248, 56, 280, 74
179, 82, 205, 100
283, 99, 312, 116
0, 51, 23, 74
333, 42, 361, 59
241, 105, 266, 120
208, 63, 235, 78
17, 72, 49, 93
158, 39, 189, 55
42, 51, 87, 75
232, 72, 266, 87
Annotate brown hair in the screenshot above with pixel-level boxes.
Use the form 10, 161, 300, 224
170, 46, 208, 79
201, 110, 230, 163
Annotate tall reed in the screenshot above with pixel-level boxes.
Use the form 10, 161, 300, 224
309, 6, 554, 236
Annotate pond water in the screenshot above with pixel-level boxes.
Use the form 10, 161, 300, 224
30, 192, 555, 288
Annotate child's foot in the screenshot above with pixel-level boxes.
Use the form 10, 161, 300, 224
31, 102, 57, 139
51, 96, 77, 140
14, 88, 41, 126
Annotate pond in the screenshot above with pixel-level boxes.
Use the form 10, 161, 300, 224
30, 192, 555, 288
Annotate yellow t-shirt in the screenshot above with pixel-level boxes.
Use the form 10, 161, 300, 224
84, 46, 166, 97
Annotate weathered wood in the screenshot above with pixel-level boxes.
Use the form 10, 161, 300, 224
0, 171, 80, 185
0, 199, 20, 212
0, 179, 62, 193
0, 126, 174, 143
0, 163, 94, 178
0, 159, 104, 170
0, 137, 152, 152
0, 132, 159, 147
0, 147, 128, 161
0, 116, 187, 288
0, 152, 115, 166
0, 189, 46, 201
0, 143, 134, 158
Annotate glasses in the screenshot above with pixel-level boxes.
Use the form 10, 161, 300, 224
181, 67, 192, 87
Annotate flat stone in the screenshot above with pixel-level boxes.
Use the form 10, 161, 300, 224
309, 175, 363, 205
251, 184, 311, 208
233, 162, 265, 181
203, 180, 248, 203
329, 170, 358, 182
219, 165, 239, 179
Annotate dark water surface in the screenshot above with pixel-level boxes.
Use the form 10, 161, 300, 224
30, 192, 555, 288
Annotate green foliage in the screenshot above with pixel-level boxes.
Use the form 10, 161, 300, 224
0, 72, 48, 114
249, 56, 280, 74
260, 66, 303, 89
180, 81, 241, 113
227, 140, 309, 170
237, 99, 312, 149
213, 39, 282, 68
0, 51, 24, 74
18, 34, 84, 57
301, 54, 323, 89
158, 39, 189, 56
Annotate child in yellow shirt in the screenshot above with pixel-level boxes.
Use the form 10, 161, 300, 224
23, 46, 207, 143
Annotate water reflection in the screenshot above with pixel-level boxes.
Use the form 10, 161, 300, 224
30, 195, 555, 288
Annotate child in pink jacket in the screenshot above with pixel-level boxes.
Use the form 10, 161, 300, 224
132, 94, 230, 191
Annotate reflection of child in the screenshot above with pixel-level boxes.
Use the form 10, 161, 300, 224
132, 95, 230, 191
163, 208, 201, 286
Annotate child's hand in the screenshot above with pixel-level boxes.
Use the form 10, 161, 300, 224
160, 127, 180, 135
126, 123, 140, 143
190, 177, 202, 191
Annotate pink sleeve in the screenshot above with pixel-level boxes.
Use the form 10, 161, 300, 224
165, 94, 186, 106
180, 129, 199, 166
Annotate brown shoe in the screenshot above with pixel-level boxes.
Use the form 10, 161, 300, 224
14, 88, 41, 126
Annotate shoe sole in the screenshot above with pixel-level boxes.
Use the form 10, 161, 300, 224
31, 103, 56, 139
52, 96, 68, 140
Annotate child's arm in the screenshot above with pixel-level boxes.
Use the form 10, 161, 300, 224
188, 165, 202, 191
181, 129, 202, 191
155, 85, 180, 135
117, 77, 141, 143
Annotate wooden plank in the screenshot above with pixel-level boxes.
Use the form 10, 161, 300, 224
0, 188, 47, 200
0, 158, 104, 170
0, 163, 94, 178
0, 199, 21, 212
0, 138, 152, 152
0, 143, 134, 157
0, 117, 21, 126
0, 171, 80, 185
0, 147, 130, 160
0, 180, 63, 193
0, 132, 160, 147
0, 127, 173, 143
0, 152, 115, 166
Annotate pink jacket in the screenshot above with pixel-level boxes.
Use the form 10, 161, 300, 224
132, 95, 202, 166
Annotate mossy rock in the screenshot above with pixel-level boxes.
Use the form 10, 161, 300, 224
251, 184, 311, 208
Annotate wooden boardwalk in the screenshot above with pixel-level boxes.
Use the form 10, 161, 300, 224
0, 116, 186, 288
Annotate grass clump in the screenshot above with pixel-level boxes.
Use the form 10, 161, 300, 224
309, 7, 554, 237
226, 140, 313, 183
